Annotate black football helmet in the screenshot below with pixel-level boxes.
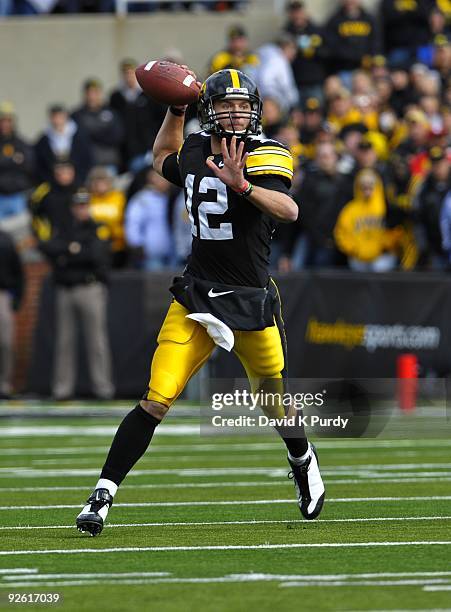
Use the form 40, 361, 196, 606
198, 69, 263, 138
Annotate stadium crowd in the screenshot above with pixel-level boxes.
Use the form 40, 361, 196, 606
0, 0, 450, 396
0, 0, 246, 15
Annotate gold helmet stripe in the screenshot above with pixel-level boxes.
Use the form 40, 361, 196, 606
229, 69, 241, 89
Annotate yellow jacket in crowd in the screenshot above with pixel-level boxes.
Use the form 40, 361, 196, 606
90, 190, 126, 253
334, 170, 399, 262
208, 51, 260, 75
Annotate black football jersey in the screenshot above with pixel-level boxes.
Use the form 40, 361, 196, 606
162, 131, 294, 287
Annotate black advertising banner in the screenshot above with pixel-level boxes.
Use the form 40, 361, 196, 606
277, 271, 451, 379
212, 271, 451, 381
28, 271, 451, 396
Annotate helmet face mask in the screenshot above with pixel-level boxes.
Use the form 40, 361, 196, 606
198, 70, 263, 138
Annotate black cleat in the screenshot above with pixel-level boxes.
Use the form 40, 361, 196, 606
76, 488, 113, 537
288, 443, 325, 520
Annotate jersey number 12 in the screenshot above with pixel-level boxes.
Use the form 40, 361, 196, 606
185, 174, 233, 241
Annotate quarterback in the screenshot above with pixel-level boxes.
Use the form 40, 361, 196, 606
76, 69, 325, 536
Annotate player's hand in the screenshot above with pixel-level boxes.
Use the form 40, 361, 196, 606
180, 64, 202, 90
206, 136, 249, 192
171, 65, 201, 114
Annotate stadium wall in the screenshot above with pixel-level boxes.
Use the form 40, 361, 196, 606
2, 0, 379, 139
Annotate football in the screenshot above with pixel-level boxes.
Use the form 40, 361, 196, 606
135, 60, 200, 105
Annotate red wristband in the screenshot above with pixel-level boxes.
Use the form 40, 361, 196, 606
235, 181, 254, 197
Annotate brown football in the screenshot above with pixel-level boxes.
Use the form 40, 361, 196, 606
135, 60, 200, 105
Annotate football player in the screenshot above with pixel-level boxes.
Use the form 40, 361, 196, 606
76, 69, 325, 536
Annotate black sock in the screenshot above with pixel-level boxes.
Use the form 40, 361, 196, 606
100, 405, 160, 485
273, 413, 309, 459
282, 436, 309, 459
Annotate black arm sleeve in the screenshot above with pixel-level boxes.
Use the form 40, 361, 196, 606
249, 174, 291, 195
161, 152, 183, 188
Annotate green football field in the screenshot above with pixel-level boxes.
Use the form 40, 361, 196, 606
0, 404, 450, 612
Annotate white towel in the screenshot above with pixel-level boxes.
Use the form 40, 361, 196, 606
186, 313, 235, 352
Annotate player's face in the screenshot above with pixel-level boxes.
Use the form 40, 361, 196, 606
214, 98, 252, 133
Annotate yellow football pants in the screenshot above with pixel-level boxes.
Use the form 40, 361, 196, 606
145, 299, 287, 410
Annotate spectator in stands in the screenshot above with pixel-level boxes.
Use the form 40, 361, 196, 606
389, 68, 417, 117
278, 141, 347, 271
254, 34, 299, 114
30, 160, 77, 241
283, 0, 327, 104
418, 13, 449, 66
385, 152, 420, 270
432, 0, 451, 33
125, 168, 172, 271
353, 91, 380, 131
208, 24, 259, 75
299, 97, 325, 161
35, 104, 92, 184
414, 145, 451, 268
72, 79, 123, 173
325, 0, 381, 87
379, 0, 431, 69
432, 35, 451, 88
334, 169, 399, 272
351, 70, 373, 96
341, 133, 389, 203
38, 189, 114, 400
87, 166, 127, 268
109, 58, 166, 173
172, 190, 191, 266
261, 97, 285, 140
337, 122, 367, 174
327, 88, 362, 134
440, 190, 451, 265
409, 63, 439, 99
0, 229, 24, 399
0, 102, 34, 222
354, 135, 386, 172
374, 75, 394, 112
395, 108, 431, 177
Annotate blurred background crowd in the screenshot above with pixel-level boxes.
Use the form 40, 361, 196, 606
0, 0, 247, 15
1, 0, 450, 277
0, 0, 450, 397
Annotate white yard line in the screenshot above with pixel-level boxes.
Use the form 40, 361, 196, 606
4, 466, 451, 480
3, 571, 170, 581
3, 578, 451, 588
0, 516, 449, 531
0, 425, 199, 437
0, 464, 451, 479
1, 476, 451, 493
4, 570, 451, 581
280, 579, 451, 587
3, 440, 451, 455
0, 569, 37, 574
0, 496, 450, 511
423, 586, 451, 591
3, 439, 451, 452
0, 541, 450, 556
